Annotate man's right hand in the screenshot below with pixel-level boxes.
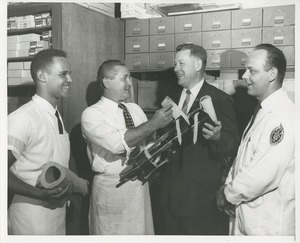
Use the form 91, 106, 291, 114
149, 104, 173, 130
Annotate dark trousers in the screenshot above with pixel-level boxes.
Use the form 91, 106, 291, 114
160, 204, 229, 235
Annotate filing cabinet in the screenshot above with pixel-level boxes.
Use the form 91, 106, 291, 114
125, 36, 149, 53
263, 5, 295, 26
262, 26, 294, 46
231, 28, 262, 48
231, 8, 263, 29
125, 19, 149, 36
150, 17, 175, 35
278, 46, 295, 66
175, 32, 201, 47
206, 49, 230, 69
125, 53, 149, 70
202, 30, 230, 50
149, 52, 174, 69
230, 48, 253, 68
149, 34, 174, 52
175, 13, 202, 33
202, 11, 231, 31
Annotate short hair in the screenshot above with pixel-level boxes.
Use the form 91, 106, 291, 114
254, 43, 286, 84
97, 60, 125, 93
176, 43, 207, 70
30, 49, 67, 82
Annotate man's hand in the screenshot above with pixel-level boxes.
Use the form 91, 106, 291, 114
149, 104, 173, 130
40, 182, 73, 204
216, 184, 236, 218
202, 120, 222, 141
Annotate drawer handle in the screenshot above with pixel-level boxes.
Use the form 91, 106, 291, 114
242, 18, 251, 26
212, 40, 220, 47
274, 16, 284, 25
212, 21, 220, 29
158, 25, 166, 33
133, 27, 141, 34
133, 44, 141, 51
184, 23, 192, 31
157, 60, 166, 68
133, 62, 141, 68
274, 36, 284, 44
157, 43, 166, 50
242, 38, 251, 46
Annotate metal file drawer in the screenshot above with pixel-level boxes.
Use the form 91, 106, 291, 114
206, 49, 230, 69
202, 30, 230, 50
202, 11, 231, 31
125, 53, 149, 70
149, 52, 174, 70
125, 36, 149, 53
263, 5, 295, 26
231, 28, 262, 48
125, 19, 149, 36
262, 26, 294, 46
278, 46, 295, 66
175, 13, 202, 33
175, 32, 201, 47
230, 48, 253, 68
150, 17, 175, 35
232, 8, 263, 29
149, 34, 174, 52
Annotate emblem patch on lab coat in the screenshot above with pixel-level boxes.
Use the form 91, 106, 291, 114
270, 124, 284, 145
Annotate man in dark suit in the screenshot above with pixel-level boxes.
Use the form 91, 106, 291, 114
159, 43, 240, 235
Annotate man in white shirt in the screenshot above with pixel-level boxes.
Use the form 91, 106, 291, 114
81, 60, 173, 234
217, 44, 295, 235
8, 49, 74, 234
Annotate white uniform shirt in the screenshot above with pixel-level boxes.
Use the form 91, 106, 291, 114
81, 96, 154, 235
224, 88, 295, 235
8, 94, 67, 185
81, 96, 148, 176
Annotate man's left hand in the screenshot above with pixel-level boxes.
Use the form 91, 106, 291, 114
202, 120, 222, 141
216, 185, 236, 218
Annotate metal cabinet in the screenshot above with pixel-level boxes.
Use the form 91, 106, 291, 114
150, 17, 174, 35
202, 11, 231, 31
231, 28, 262, 48
149, 52, 174, 69
125, 53, 149, 70
149, 34, 174, 52
125, 19, 149, 36
175, 32, 201, 47
202, 30, 230, 50
232, 8, 263, 29
262, 26, 294, 46
125, 36, 149, 53
263, 5, 295, 26
175, 13, 202, 33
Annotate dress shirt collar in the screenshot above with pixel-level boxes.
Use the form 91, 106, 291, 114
183, 78, 204, 98
260, 88, 285, 112
100, 96, 119, 112
32, 94, 57, 115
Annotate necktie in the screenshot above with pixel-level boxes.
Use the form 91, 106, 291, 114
55, 110, 63, 134
118, 103, 135, 129
244, 103, 261, 137
182, 90, 191, 114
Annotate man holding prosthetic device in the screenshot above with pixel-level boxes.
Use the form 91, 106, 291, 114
159, 43, 240, 235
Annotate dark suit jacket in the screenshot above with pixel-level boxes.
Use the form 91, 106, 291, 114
160, 80, 240, 218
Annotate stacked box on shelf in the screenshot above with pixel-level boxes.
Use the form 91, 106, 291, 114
8, 61, 34, 85
7, 12, 51, 30
75, 3, 115, 18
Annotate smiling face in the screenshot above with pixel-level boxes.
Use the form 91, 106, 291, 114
242, 49, 274, 102
104, 65, 132, 103
174, 49, 202, 90
44, 56, 72, 101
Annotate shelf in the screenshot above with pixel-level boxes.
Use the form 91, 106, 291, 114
8, 56, 34, 62
8, 26, 52, 36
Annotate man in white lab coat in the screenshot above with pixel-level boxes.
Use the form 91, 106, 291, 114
216, 43, 295, 235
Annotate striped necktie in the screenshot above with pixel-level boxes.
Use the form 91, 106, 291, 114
182, 90, 191, 114
118, 103, 135, 129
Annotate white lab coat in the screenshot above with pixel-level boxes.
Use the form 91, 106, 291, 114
224, 89, 295, 235
8, 95, 70, 234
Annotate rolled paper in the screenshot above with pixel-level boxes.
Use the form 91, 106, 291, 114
36, 162, 89, 196
199, 95, 217, 121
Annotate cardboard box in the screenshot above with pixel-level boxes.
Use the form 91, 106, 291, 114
8, 62, 23, 70
19, 33, 41, 42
